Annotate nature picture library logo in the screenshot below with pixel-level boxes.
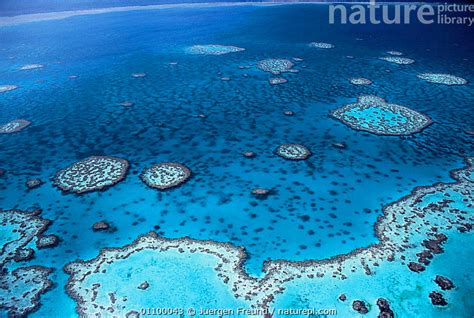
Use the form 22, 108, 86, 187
329, 1, 474, 26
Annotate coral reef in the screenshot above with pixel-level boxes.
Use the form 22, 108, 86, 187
13, 248, 35, 262
376, 298, 394, 317
429, 292, 447, 306
379, 56, 415, 65
257, 59, 294, 75
0, 85, 18, 93
417, 73, 468, 85
386, 51, 403, 56
349, 78, 372, 85
269, 78, 288, 85
64, 233, 250, 317
434, 275, 454, 291
0, 209, 50, 266
186, 45, 245, 55
140, 162, 191, 190
0, 210, 55, 316
308, 42, 335, 49
0, 266, 52, 317
64, 158, 473, 314
332, 142, 346, 149
54, 156, 129, 194
243, 151, 256, 158
19, 64, 44, 70
26, 178, 43, 189
92, 221, 112, 232
330, 95, 432, 136
0, 119, 31, 134
275, 144, 311, 160
120, 101, 134, 107
251, 188, 272, 199
352, 300, 368, 314
36, 235, 60, 249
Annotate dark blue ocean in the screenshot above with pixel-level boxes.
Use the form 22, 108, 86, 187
0, 3, 473, 317
0, 0, 458, 16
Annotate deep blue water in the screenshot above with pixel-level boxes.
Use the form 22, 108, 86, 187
0, 0, 237, 16
0, 0, 456, 16
0, 3, 473, 317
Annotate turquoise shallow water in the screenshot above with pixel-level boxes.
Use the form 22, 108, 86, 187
0, 3, 473, 318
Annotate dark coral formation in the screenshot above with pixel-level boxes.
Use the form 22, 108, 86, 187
13, 248, 35, 262
408, 262, 425, 273
26, 178, 43, 189
243, 151, 256, 159
376, 298, 394, 318
434, 275, 454, 291
251, 188, 272, 199
137, 281, 149, 290
92, 221, 111, 232
422, 234, 447, 254
352, 300, 369, 314
429, 291, 447, 306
